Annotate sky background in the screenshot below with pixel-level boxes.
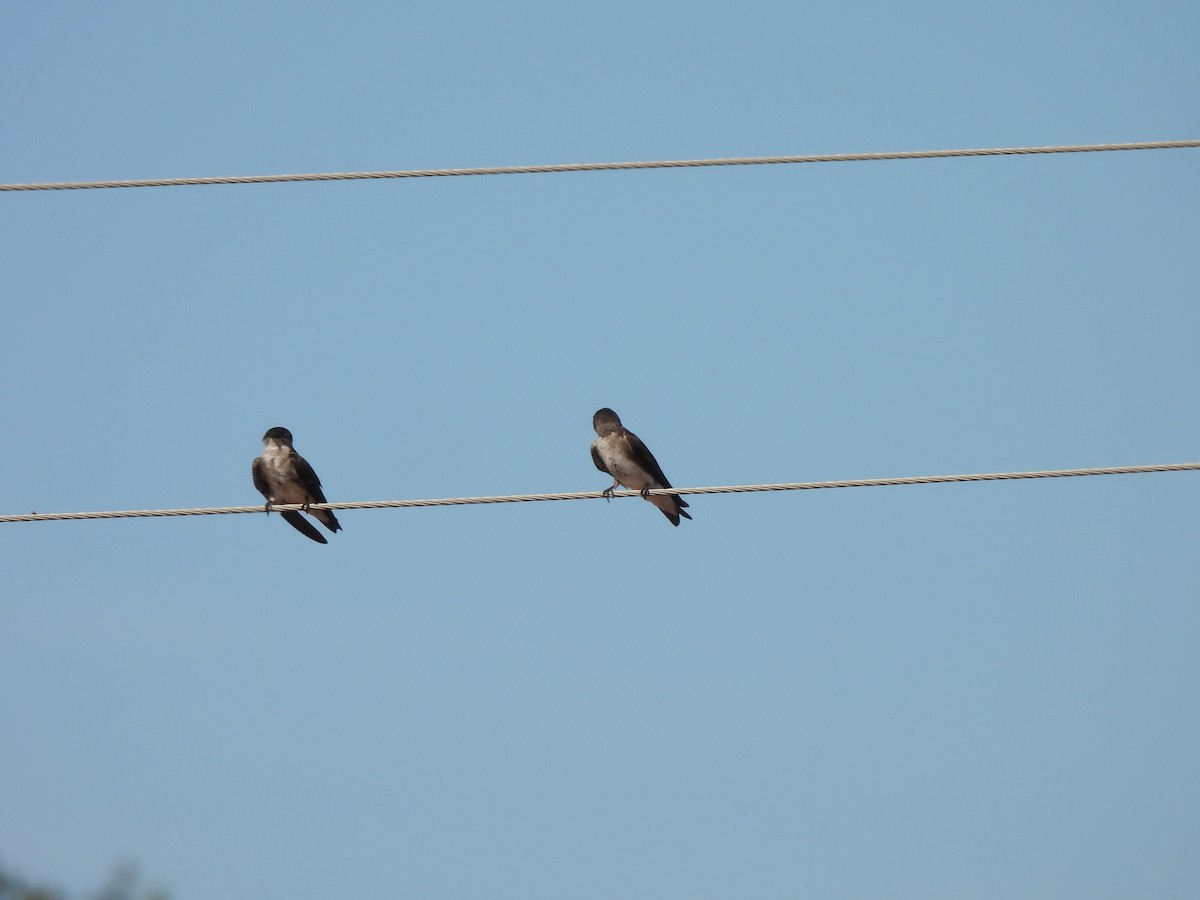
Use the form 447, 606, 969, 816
2, 2, 1198, 898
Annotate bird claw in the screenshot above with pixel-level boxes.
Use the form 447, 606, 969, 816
640, 487, 651, 499
263, 502, 273, 517
602, 486, 615, 501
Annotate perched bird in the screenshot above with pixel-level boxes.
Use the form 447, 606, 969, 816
251, 426, 342, 544
590, 407, 692, 526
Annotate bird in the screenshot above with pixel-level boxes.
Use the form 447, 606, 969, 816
590, 407, 692, 526
251, 426, 342, 544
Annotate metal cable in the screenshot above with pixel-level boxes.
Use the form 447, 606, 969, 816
2, 140, 1197, 193
3, 462, 1195, 524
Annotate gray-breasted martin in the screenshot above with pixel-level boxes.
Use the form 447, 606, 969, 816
252, 426, 342, 544
591, 408, 691, 526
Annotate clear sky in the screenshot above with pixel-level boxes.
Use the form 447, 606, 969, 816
2, 2, 1198, 898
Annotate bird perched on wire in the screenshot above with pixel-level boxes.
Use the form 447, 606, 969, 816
251, 426, 342, 544
590, 407, 692, 526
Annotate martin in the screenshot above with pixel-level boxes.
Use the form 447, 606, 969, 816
590, 408, 692, 526
252, 426, 342, 544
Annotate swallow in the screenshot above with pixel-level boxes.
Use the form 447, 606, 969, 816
590, 407, 691, 526
251, 426, 342, 544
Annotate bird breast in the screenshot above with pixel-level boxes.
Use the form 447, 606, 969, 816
596, 436, 653, 490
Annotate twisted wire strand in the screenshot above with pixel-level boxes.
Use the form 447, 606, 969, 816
2, 140, 1197, 192
3, 462, 1196, 524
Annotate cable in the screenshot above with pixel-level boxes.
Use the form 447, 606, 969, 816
2, 140, 1197, 193
2, 462, 1195, 524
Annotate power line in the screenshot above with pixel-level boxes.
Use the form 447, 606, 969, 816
2, 140, 1197, 193
2, 462, 1195, 524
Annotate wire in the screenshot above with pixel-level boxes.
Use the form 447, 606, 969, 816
2, 140, 1197, 193
2, 462, 1195, 524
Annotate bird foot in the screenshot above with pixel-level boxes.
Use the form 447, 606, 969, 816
602, 486, 615, 501
640, 487, 651, 499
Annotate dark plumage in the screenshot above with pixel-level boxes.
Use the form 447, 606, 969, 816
590, 408, 691, 526
251, 426, 342, 544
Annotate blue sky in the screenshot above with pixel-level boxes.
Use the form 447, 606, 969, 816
2, 2, 1198, 898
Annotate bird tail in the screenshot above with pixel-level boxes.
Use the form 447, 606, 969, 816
311, 508, 342, 534
281, 510, 329, 544
650, 493, 692, 527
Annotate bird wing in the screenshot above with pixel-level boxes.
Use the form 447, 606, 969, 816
291, 450, 328, 503
251, 457, 271, 501
623, 430, 672, 488
625, 430, 689, 510
590, 443, 611, 474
